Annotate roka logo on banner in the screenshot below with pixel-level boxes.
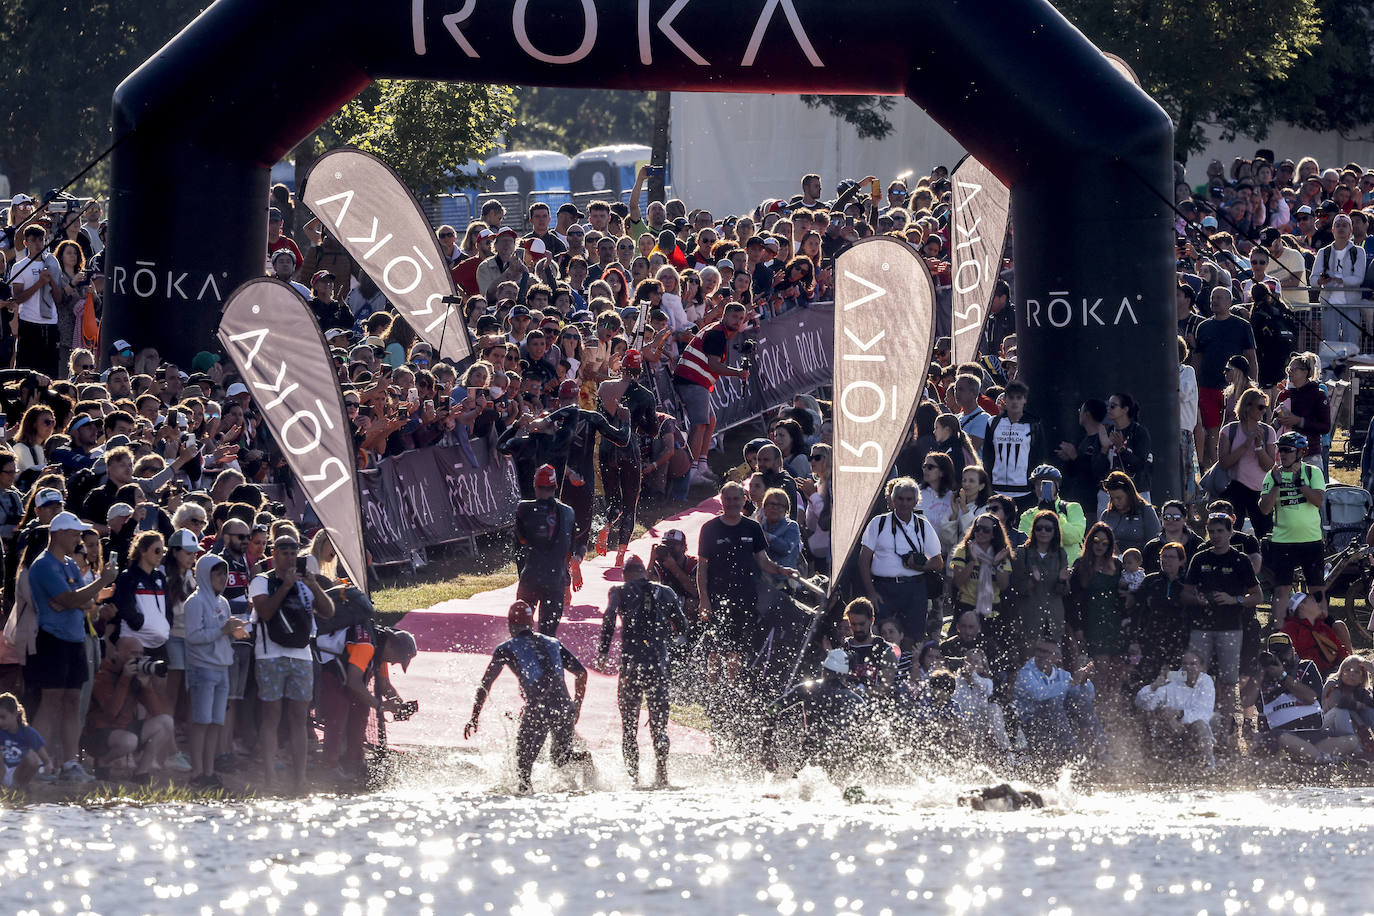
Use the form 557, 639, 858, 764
304, 148, 471, 364
217, 278, 368, 590
828, 238, 935, 594
949, 155, 1010, 366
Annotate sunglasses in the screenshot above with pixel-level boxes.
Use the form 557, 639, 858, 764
1277, 446, 1296, 452
1033, 525, 1055, 533
974, 525, 997, 534
438, 232, 456, 239
1162, 513, 1185, 521
809, 453, 824, 461
345, 401, 359, 408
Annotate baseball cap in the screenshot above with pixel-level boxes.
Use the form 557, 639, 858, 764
387, 629, 418, 671
168, 528, 204, 552
191, 350, 222, 373
1320, 200, 1340, 213
1259, 227, 1281, 245
822, 648, 850, 675
533, 464, 558, 489
1267, 631, 1293, 648
745, 235, 765, 248
1294, 205, 1314, 216
1200, 215, 1218, 229
1286, 592, 1309, 615
106, 503, 135, 523
10, 193, 34, 206
496, 226, 518, 239
68, 414, 94, 433
477, 227, 495, 241
49, 511, 93, 533
226, 382, 249, 398
558, 203, 585, 219
110, 339, 134, 356
324, 328, 353, 342
763, 238, 781, 251
510, 304, 531, 317
558, 379, 580, 399
663, 529, 686, 545
268, 207, 283, 221
311, 269, 336, 285
36, 488, 64, 508
717, 259, 734, 271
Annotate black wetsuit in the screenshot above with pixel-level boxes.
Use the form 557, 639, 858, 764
488, 630, 587, 783
497, 422, 560, 499
597, 379, 658, 553
514, 497, 576, 634
600, 578, 685, 776
556, 405, 630, 560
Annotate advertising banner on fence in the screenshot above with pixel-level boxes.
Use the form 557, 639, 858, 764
303, 148, 472, 364
703, 303, 834, 432
356, 442, 522, 562
217, 279, 369, 589
828, 239, 936, 594
949, 155, 1011, 366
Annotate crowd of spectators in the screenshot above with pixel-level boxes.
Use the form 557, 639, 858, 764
2, 147, 1373, 793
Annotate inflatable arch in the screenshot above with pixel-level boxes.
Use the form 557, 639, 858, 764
105, 0, 1179, 495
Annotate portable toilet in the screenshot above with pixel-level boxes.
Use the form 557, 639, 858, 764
481, 150, 571, 229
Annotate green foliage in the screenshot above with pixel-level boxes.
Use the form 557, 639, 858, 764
1055, 0, 1324, 160
0, 0, 208, 195
324, 81, 515, 201
1259, 0, 1374, 141
799, 96, 897, 140
506, 88, 656, 154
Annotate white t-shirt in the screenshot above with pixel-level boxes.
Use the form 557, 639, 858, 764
248, 572, 317, 660
1179, 364, 1199, 431
860, 511, 942, 579
8, 251, 62, 324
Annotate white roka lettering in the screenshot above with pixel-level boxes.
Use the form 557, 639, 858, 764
1023, 291, 1143, 328
224, 325, 353, 502
837, 270, 896, 473
413, 0, 820, 67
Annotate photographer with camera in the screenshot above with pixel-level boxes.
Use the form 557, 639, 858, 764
84, 635, 175, 784
673, 302, 753, 486
858, 477, 944, 641
6, 225, 64, 377
1241, 632, 1344, 763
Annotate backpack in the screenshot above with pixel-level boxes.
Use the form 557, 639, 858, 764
315, 582, 377, 635
261, 573, 314, 649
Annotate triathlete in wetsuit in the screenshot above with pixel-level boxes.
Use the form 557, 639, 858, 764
597, 554, 686, 786
465, 600, 590, 794
597, 349, 659, 566
514, 464, 576, 635
548, 379, 629, 588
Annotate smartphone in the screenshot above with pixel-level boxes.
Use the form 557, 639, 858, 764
296, 557, 308, 574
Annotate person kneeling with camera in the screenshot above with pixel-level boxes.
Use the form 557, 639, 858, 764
83, 638, 174, 784
316, 582, 418, 783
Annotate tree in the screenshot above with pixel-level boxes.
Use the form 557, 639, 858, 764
0, 0, 208, 195
799, 96, 896, 140
505, 88, 656, 154
1055, 0, 1323, 161
1259, 0, 1374, 143
320, 81, 515, 202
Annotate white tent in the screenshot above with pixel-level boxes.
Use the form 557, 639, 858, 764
670, 92, 966, 216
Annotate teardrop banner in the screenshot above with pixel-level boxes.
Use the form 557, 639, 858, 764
949, 155, 1011, 367
303, 147, 471, 364
828, 237, 936, 594
217, 278, 369, 590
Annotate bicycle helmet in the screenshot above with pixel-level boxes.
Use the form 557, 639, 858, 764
1277, 431, 1309, 453
1030, 464, 1062, 483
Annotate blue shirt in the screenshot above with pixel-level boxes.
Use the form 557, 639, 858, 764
2, 724, 45, 767
29, 551, 86, 643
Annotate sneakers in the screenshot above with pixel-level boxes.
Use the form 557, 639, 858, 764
692, 463, 718, 484
166, 752, 193, 773
35, 766, 58, 784
58, 763, 97, 784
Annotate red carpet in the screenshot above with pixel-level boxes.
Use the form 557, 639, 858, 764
386, 496, 722, 756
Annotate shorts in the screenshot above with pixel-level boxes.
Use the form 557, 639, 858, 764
1198, 387, 1224, 429
1188, 629, 1242, 685
228, 643, 253, 701
705, 594, 757, 654
1250, 725, 1330, 756
1265, 539, 1324, 592
187, 665, 230, 725
26, 629, 89, 691
164, 636, 187, 672
83, 721, 143, 758
254, 655, 313, 703
673, 379, 714, 429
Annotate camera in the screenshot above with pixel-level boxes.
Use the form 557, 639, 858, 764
901, 551, 928, 572
388, 699, 419, 722
738, 336, 758, 372
136, 656, 168, 677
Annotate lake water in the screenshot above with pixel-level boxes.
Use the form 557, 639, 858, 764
3, 757, 1371, 916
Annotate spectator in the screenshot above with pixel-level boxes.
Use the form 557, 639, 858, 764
980, 379, 1047, 510
1134, 648, 1216, 770
858, 477, 944, 640
249, 534, 334, 793
1013, 638, 1104, 766
1214, 388, 1276, 538
183, 553, 245, 786
1191, 286, 1257, 469
1258, 432, 1326, 625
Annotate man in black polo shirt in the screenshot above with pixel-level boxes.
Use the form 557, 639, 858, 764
1183, 512, 1261, 740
